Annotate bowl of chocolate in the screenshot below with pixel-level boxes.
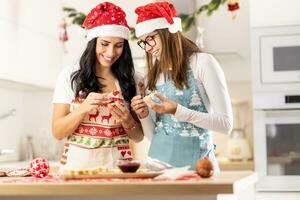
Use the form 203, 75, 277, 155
116, 160, 141, 173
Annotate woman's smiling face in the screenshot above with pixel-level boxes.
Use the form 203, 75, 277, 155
138, 31, 162, 60
95, 37, 124, 68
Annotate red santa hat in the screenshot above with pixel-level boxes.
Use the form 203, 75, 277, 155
134, 2, 182, 38
81, 2, 130, 41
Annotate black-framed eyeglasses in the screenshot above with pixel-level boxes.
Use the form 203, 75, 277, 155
137, 34, 158, 50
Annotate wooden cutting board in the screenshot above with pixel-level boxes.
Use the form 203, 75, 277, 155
61, 170, 162, 180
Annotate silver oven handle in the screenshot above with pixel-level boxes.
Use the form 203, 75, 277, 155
254, 109, 300, 123
254, 108, 300, 111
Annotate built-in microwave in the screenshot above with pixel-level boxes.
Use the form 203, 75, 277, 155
261, 34, 300, 83
252, 25, 300, 92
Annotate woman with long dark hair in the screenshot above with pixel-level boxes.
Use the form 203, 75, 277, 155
52, 2, 143, 170
131, 2, 233, 174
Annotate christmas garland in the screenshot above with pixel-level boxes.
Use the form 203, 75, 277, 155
62, 0, 239, 41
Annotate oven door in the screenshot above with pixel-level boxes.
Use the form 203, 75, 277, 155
254, 109, 300, 191
260, 34, 300, 84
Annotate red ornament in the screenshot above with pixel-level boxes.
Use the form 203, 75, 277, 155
29, 158, 50, 178
227, 0, 240, 19
59, 18, 68, 42
228, 3, 240, 11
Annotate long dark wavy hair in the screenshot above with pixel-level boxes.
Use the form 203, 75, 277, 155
70, 38, 136, 102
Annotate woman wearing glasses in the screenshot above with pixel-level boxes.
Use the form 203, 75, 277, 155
52, 2, 144, 171
131, 2, 233, 173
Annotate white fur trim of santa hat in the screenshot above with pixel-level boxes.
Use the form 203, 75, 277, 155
135, 17, 182, 38
82, 24, 130, 41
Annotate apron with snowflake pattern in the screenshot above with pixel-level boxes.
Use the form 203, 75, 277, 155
148, 68, 220, 173
60, 89, 133, 171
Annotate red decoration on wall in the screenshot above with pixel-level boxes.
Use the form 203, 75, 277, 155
227, 0, 240, 19
59, 18, 68, 52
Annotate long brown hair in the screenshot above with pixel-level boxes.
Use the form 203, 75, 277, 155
146, 29, 201, 91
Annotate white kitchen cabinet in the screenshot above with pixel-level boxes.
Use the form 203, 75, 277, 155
0, 0, 63, 89
195, 0, 251, 82
0, 0, 18, 84
250, 0, 300, 27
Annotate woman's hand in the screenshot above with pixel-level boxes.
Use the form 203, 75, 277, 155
143, 92, 177, 115
79, 92, 110, 114
108, 101, 135, 128
131, 95, 149, 119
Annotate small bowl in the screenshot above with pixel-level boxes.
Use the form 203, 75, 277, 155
116, 160, 141, 173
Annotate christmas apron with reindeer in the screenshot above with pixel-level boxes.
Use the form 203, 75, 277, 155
148, 68, 220, 173
60, 90, 132, 170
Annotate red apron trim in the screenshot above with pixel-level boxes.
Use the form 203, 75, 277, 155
71, 97, 124, 104
75, 125, 126, 137
117, 146, 130, 150
65, 140, 130, 149
64, 143, 99, 150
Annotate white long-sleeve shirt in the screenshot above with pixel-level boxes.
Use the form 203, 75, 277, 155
140, 53, 233, 140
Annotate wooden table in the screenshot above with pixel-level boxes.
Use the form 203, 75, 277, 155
0, 171, 257, 200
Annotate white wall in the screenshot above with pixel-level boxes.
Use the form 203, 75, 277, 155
0, 0, 63, 88
22, 90, 64, 160
171, 0, 197, 40
0, 81, 61, 162
0, 87, 24, 162
250, 0, 300, 27
196, 0, 251, 82
15, 0, 63, 88
0, 0, 18, 79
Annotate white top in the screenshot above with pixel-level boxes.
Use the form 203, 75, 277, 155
52, 65, 144, 104
140, 53, 233, 140
52, 65, 77, 104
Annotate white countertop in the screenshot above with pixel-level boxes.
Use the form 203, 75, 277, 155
0, 160, 60, 169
